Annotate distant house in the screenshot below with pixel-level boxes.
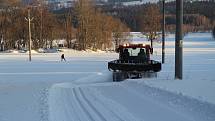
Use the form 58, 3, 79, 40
53, 39, 77, 48
52, 39, 66, 48
44, 0, 75, 10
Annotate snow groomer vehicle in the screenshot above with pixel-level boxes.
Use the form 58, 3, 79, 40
108, 44, 161, 81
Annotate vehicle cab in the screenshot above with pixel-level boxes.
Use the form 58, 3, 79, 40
118, 44, 153, 62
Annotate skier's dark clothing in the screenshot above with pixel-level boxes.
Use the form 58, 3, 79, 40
61, 54, 66, 61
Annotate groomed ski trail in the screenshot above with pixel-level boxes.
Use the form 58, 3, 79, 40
48, 71, 215, 121
49, 85, 141, 121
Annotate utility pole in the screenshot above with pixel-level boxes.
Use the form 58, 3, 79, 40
40, 6, 43, 47
162, 0, 165, 64
0, 35, 4, 51
25, 8, 34, 62
175, 0, 183, 79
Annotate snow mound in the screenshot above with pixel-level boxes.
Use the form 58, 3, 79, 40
4, 50, 19, 53
26, 50, 38, 54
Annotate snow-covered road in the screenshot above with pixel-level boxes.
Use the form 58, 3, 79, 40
0, 33, 215, 121
0, 56, 111, 121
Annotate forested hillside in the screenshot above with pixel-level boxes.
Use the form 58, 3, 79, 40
0, 0, 214, 51
101, 1, 215, 32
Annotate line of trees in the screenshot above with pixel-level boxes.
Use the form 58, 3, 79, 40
101, 1, 215, 33
0, 0, 130, 51
1, 0, 213, 52
164, 0, 215, 33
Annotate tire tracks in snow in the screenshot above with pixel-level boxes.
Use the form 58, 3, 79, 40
48, 71, 141, 121
74, 88, 107, 121
72, 88, 96, 121
63, 89, 83, 121
49, 82, 141, 121
119, 82, 195, 121
119, 81, 215, 121
78, 88, 125, 121
79, 87, 140, 121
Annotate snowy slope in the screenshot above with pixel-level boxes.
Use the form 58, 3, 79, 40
0, 32, 215, 121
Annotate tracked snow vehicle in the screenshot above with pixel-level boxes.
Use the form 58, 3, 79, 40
108, 44, 161, 81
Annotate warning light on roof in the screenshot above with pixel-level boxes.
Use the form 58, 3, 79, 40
123, 43, 129, 47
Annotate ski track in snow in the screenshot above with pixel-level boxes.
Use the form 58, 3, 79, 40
49, 73, 215, 121
49, 72, 141, 121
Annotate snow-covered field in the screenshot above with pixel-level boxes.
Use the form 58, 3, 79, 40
0, 32, 215, 121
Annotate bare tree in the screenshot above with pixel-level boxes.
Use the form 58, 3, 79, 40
64, 9, 76, 48
0, 0, 23, 50
74, 0, 130, 51
140, 4, 161, 52
112, 18, 130, 50
74, 0, 93, 50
